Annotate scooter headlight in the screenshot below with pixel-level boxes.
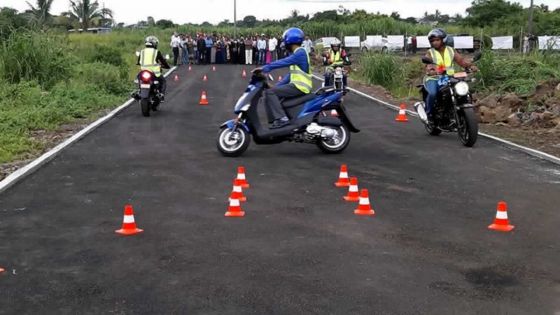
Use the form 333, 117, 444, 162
454, 81, 469, 96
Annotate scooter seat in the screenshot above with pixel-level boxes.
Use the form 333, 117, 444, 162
282, 94, 316, 108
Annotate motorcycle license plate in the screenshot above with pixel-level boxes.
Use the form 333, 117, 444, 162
140, 84, 150, 88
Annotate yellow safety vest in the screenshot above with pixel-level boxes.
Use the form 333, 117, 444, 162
140, 48, 161, 76
329, 50, 343, 66
428, 46, 456, 75
289, 47, 313, 94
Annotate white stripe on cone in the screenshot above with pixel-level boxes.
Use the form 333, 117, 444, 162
340, 172, 348, 178
230, 199, 240, 206
496, 211, 508, 219
237, 173, 246, 180
233, 185, 242, 192
349, 185, 358, 192
123, 215, 135, 223
359, 197, 370, 205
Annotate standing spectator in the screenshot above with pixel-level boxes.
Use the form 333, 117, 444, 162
253, 36, 259, 64
205, 35, 213, 64
302, 35, 313, 54
239, 37, 246, 64
230, 38, 238, 64
269, 35, 278, 62
244, 36, 253, 65
197, 34, 206, 64
180, 34, 189, 65
411, 36, 417, 54
170, 32, 181, 66
257, 34, 267, 65
187, 36, 195, 64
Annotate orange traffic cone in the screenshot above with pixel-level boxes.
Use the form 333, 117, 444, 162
212, 65, 216, 71
199, 90, 209, 105
335, 164, 350, 187
203, 74, 208, 82
242, 69, 247, 78
225, 197, 245, 217
354, 189, 375, 216
278, 75, 283, 81
115, 204, 143, 235
236, 166, 250, 188
344, 177, 360, 202
395, 104, 409, 122
0, 267, 5, 273
174, 74, 179, 82
488, 201, 515, 232
188, 65, 192, 71
229, 179, 247, 202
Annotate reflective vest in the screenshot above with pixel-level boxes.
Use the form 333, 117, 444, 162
289, 47, 313, 94
140, 48, 161, 76
429, 46, 456, 75
329, 50, 343, 66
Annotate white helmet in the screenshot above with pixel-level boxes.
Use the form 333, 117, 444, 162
330, 39, 341, 49
145, 36, 159, 48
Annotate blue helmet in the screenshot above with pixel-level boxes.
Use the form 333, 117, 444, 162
282, 27, 305, 45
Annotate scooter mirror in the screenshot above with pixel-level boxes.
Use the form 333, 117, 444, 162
135, 51, 140, 57
421, 56, 434, 65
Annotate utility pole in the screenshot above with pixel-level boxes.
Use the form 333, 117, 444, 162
234, 0, 237, 39
527, 0, 535, 51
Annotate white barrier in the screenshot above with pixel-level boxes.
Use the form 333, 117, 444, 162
538, 36, 560, 50
386, 35, 404, 48
344, 36, 360, 48
416, 36, 431, 48
492, 36, 514, 49
453, 36, 474, 49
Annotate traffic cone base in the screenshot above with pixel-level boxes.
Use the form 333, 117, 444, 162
395, 104, 409, 122
242, 69, 247, 78
199, 91, 209, 105
354, 189, 375, 216
335, 164, 350, 187
0, 267, 5, 273
188, 65, 192, 71
203, 75, 208, 81
236, 166, 250, 188
115, 205, 143, 236
344, 177, 360, 202
174, 74, 179, 82
225, 198, 245, 217
488, 201, 515, 232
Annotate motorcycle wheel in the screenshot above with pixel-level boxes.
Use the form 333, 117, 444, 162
425, 122, 442, 136
140, 99, 150, 117
316, 124, 351, 154
217, 126, 250, 157
457, 108, 478, 147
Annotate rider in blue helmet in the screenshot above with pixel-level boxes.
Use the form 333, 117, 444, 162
253, 27, 313, 129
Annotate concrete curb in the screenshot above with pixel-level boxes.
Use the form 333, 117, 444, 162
312, 74, 560, 166
0, 67, 178, 194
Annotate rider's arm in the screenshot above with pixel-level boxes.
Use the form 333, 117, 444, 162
453, 51, 473, 70
136, 55, 141, 66
156, 51, 171, 69
424, 52, 437, 76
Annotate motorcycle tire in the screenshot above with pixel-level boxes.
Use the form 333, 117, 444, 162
217, 126, 250, 157
316, 124, 351, 154
140, 99, 150, 117
457, 108, 478, 147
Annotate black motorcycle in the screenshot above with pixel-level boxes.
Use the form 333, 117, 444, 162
133, 70, 164, 117
323, 54, 351, 91
414, 56, 479, 147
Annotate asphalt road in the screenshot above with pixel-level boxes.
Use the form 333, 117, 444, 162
0, 64, 559, 314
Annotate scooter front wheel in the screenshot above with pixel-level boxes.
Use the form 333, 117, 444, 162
217, 126, 250, 157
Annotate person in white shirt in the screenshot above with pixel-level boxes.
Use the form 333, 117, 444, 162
170, 32, 181, 66
302, 36, 313, 54
257, 35, 267, 65
268, 36, 278, 61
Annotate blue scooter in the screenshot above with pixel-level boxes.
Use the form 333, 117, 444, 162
217, 70, 360, 157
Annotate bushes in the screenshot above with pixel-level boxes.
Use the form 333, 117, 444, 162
74, 62, 130, 94
0, 30, 72, 89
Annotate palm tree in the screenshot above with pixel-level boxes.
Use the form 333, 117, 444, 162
67, 0, 113, 30
26, 0, 54, 28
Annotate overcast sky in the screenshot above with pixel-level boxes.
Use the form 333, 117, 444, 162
3, 0, 558, 25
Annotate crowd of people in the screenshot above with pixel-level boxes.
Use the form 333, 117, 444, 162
169, 32, 314, 66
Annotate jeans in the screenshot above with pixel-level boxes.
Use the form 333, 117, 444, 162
424, 79, 439, 115
258, 49, 266, 65
181, 47, 189, 65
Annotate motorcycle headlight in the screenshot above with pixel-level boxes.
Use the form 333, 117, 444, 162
454, 81, 469, 96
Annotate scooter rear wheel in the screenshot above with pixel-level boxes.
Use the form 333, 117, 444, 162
217, 126, 250, 157
316, 124, 351, 154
